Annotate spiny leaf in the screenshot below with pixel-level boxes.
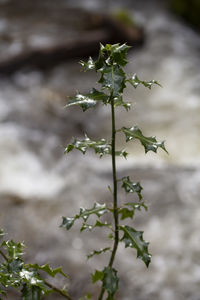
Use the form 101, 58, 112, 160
61, 202, 108, 231
19, 269, 44, 287
124, 202, 148, 211
66, 88, 110, 111
98, 43, 130, 67
65, 135, 128, 158
98, 65, 126, 96
110, 44, 131, 67
65, 136, 111, 157
120, 225, 151, 267
102, 267, 119, 296
80, 223, 93, 232
2, 240, 25, 260
66, 94, 96, 111
119, 202, 148, 220
114, 95, 131, 111
121, 176, 143, 200
60, 217, 75, 230
127, 74, 161, 89
80, 57, 95, 71
119, 208, 134, 220
87, 247, 111, 259
91, 270, 104, 283
80, 220, 112, 232
86, 88, 109, 104
26, 264, 68, 278
94, 43, 105, 70
115, 149, 128, 159
8, 259, 23, 273
79, 203, 107, 221
94, 220, 112, 229
122, 126, 168, 153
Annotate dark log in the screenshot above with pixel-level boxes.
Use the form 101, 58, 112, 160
0, 13, 144, 75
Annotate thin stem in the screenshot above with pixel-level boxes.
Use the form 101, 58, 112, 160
108, 95, 119, 268
44, 279, 73, 300
0, 249, 8, 262
98, 95, 119, 300
0, 248, 72, 300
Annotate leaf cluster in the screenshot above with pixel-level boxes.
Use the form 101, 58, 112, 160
0, 229, 69, 300
66, 43, 166, 157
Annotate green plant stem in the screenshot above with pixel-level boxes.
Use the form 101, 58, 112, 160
44, 279, 73, 300
98, 95, 119, 300
0, 249, 72, 300
0, 249, 8, 262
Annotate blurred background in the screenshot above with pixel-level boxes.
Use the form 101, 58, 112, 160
0, 0, 200, 299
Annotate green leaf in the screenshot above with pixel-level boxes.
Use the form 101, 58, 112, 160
65, 135, 127, 159
95, 43, 105, 70
19, 269, 43, 287
27, 264, 68, 278
2, 240, 25, 260
80, 223, 93, 232
120, 225, 151, 267
114, 95, 131, 111
0, 288, 7, 298
119, 202, 148, 220
124, 202, 148, 211
66, 88, 110, 111
98, 65, 126, 96
79, 202, 107, 221
122, 126, 168, 153
121, 176, 143, 200
87, 247, 111, 259
65, 135, 111, 157
8, 259, 23, 273
102, 267, 118, 296
86, 88, 109, 104
111, 44, 131, 66
60, 217, 75, 230
67, 94, 96, 111
119, 208, 134, 220
92, 266, 119, 296
94, 220, 112, 229
115, 149, 128, 159
79, 292, 92, 300
21, 284, 41, 300
80, 220, 112, 232
61, 202, 108, 231
98, 43, 130, 67
107, 233, 114, 240
91, 270, 104, 283
80, 57, 95, 71
127, 74, 162, 89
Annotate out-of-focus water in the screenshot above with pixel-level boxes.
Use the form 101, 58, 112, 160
0, 0, 200, 299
